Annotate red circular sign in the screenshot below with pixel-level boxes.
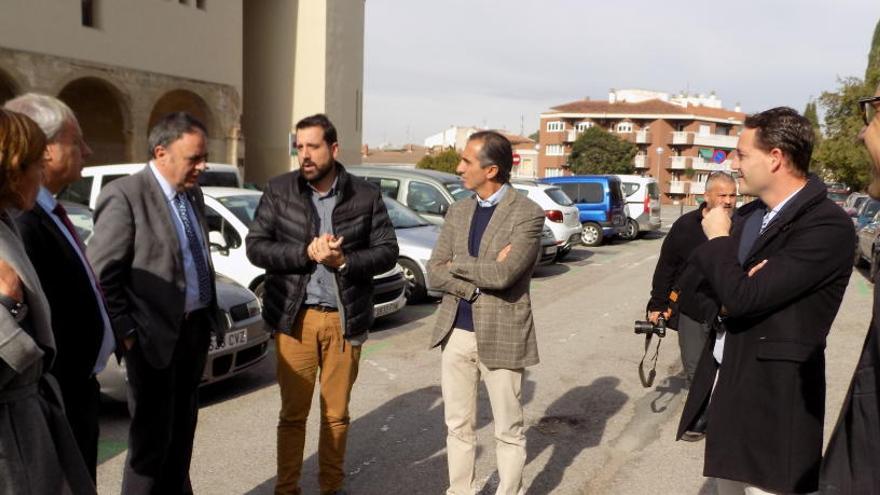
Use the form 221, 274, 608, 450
512, 153, 521, 166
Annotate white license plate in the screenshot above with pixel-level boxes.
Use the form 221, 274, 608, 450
375, 297, 404, 318
209, 328, 247, 353
543, 246, 556, 255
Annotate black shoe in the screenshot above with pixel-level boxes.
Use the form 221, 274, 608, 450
681, 409, 708, 441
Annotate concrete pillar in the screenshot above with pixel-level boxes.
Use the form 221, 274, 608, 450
242, 0, 364, 187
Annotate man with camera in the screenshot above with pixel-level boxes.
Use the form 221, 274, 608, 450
645, 171, 737, 383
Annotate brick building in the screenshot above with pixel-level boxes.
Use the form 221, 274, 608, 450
538, 89, 746, 204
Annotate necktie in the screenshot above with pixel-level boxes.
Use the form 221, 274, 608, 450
53, 202, 87, 252
173, 194, 212, 305
738, 208, 765, 264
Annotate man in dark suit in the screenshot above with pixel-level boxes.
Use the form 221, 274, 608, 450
820, 83, 880, 493
676, 107, 854, 494
89, 112, 225, 494
5, 93, 114, 481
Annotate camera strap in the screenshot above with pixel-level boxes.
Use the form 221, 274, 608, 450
638, 334, 662, 388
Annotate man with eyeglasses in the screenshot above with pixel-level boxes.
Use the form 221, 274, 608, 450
820, 87, 880, 493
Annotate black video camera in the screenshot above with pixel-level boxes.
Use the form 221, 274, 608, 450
634, 315, 666, 338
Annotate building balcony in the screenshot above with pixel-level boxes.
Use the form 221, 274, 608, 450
669, 156, 689, 170
671, 131, 693, 145
634, 154, 648, 169
690, 181, 706, 195
693, 133, 738, 149
692, 158, 734, 172
635, 130, 650, 144
668, 181, 688, 195
563, 130, 578, 142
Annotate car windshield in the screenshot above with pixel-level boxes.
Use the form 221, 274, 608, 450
444, 182, 473, 201
383, 196, 431, 229
215, 194, 262, 227
545, 187, 573, 206
862, 200, 880, 219
828, 192, 849, 202
198, 171, 240, 188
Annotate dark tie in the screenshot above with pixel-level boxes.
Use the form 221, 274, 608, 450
53, 202, 110, 310
173, 194, 212, 305
738, 208, 766, 264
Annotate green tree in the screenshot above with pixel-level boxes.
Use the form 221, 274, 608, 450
416, 148, 460, 174
567, 127, 637, 175
528, 131, 539, 142
814, 77, 872, 190
866, 18, 880, 91
804, 100, 820, 134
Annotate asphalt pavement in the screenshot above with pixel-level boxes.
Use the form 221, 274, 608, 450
95, 206, 873, 494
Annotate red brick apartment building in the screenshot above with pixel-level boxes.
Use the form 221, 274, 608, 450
538, 91, 746, 205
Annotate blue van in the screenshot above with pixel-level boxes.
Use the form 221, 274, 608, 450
540, 175, 627, 246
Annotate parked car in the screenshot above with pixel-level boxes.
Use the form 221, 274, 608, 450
540, 175, 627, 247
826, 182, 851, 208
853, 198, 880, 230
57, 162, 242, 207
615, 174, 662, 240
538, 226, 559, 265
511, 179, 582, 260
381, 196, 442, 303
348, 165, 472, 224
67, 203, 270, 403
57, 164, 408, 320
855, 208, 880, 279
200, 187, 408, 319
844, 192, 870, 217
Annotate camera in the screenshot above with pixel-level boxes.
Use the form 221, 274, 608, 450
634, 315, 666, 338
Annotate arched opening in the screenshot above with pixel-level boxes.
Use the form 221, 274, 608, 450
58, 77, 129, 165
0, 69, 20, 105
148, 90, 222, 156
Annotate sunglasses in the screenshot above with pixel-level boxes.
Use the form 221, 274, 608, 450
858, 96, 880, 126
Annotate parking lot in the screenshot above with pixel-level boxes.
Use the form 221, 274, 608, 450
95, 207, 874, 494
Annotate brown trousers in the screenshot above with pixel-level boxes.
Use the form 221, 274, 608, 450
275, 308, 361, 494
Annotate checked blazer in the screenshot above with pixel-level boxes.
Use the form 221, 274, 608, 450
428, 186, 545, 369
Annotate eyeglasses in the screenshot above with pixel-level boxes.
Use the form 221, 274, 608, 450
858, 96, 880, 126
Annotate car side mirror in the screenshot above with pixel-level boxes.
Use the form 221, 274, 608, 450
209, 231, 229, 256
438, 203, 449, 215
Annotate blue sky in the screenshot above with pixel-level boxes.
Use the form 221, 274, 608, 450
363, 0, 879, 146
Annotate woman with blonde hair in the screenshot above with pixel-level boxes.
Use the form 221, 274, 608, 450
0, 108, 94, 494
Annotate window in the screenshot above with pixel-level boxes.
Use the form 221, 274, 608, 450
57, 177, 93, 206
444, 181, 473, 201
615, 122, 633, 133
698, 124, 711, 136
365, 177, 400, 199
545, 144, 564, 156
215, 195, 262, 227
81, 0, 97, 28
198, 171, 239, 188
647, 182, 660, 200
513, 187, 530, 198
622, 182, 640, 197
576, 121, 593, 132
100, 174, 127, 190
546, 121, 564, 132
205, 206, 242, 250
544, 167, 564, 178
545, 187, 573, 206
406, 181, 449, 215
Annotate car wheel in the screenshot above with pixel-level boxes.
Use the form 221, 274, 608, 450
398, 258, 427, 303
871, 251, 880, 281
620, 219, 639, 241
580, 223, 603, 247
855, 245, 866, 268
252, 280, 265, 304
555, 246, 571, 261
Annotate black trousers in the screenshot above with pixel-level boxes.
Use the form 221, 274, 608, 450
677, 313, 710, 383
121, 314, 211, 495
56, 373, 100, 482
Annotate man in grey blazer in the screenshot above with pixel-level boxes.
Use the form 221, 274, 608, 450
428, 130, 545, 495
88, 112, 225, 495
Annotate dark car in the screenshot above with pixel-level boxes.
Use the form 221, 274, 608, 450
540, 175, 627, 246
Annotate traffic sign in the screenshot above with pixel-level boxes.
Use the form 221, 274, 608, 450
512, 153, 521, 166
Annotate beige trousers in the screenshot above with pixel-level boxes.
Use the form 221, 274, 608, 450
715, 478, 817, 495
441, 328, 526, 495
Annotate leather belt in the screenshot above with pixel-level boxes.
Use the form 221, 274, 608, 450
303, 304, 338, 313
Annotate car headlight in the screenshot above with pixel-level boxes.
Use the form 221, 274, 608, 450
246, 297, 262, 318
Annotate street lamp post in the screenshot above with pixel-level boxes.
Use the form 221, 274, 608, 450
655, 145, 664, 196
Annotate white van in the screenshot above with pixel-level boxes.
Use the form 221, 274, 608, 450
615, 175, 662, 240
58, 162, 242, 209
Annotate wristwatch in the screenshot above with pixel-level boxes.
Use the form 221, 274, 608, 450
0, 294, 27, 323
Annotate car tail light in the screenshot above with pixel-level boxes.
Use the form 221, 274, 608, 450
644, 195, 651, 215
545, 210, 564, 223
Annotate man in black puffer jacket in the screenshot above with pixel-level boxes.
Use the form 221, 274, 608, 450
246, 114, 397, 495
